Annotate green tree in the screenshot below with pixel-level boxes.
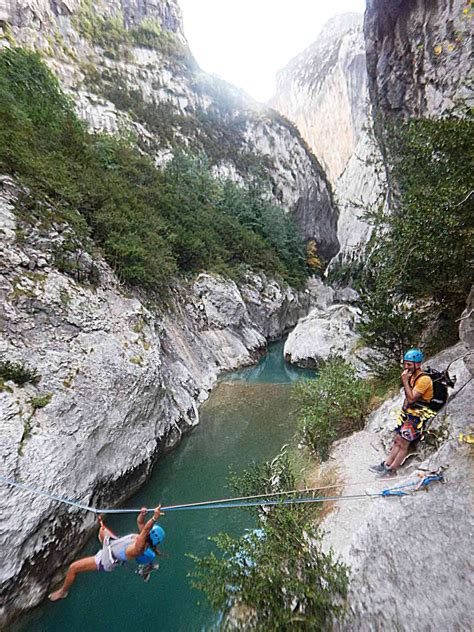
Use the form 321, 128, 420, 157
292, 357, 371, 460
358, 117, 473, 366
190, 453, 348, 630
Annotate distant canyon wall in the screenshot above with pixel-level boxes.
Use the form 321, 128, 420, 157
271, 13, 366, 185
271, 13, 386, 269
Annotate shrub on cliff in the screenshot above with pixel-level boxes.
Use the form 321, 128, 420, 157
292, 357, 371, 460
0, 360, 40, 386
357, 117, 473, 370
190, 453, 348, 630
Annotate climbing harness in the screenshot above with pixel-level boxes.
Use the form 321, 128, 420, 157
97, 515, 159, 582
0, 470, 445, 515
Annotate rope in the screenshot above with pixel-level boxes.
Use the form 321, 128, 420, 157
0, 472, 443, 515
160, 473, 414, 511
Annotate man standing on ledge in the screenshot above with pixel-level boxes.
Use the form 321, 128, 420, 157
370, 349, 436, 478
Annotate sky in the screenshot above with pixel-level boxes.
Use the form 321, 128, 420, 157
179, 0, 366, 103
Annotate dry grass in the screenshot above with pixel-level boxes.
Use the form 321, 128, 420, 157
289, 445, 342, 524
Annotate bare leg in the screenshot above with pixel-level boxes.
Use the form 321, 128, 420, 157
385, 435, 403, 468
388, 436, 410, 469
385, 443, 399, 467
385, 435, 410, 470
49, 556, 97, 601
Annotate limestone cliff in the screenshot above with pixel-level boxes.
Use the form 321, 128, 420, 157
0, 2, 340, 624
365, 0, 474, 123
271, 13, 366, 185
0, 0, 338, 260
270, 13, 386, 269
322, 337, 473, 631
0, 174, 311, 626
315, 1, 474, 628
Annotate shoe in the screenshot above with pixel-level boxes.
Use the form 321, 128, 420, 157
376, 467, 397, 479
369, 462, 386, 473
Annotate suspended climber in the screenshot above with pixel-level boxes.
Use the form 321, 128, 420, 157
49, 505, 164, 601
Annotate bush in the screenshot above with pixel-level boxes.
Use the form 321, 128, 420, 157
292, 357, 371, 460
0, 360, 40, 386
29, 392, 52, 410
129, 20, 194, 66
357, 117, 473, 365
72, 1, 129, 58
189, 452, 348, 630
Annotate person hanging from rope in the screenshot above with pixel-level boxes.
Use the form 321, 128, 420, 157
369, 349, 437, 478
49, 505, 164, 601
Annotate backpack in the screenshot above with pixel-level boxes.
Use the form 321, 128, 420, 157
414, 367, 456, 412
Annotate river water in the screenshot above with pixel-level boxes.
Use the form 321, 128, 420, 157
20, 341, 314, 632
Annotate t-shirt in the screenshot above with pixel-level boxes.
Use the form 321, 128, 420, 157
411, 372, 433, 402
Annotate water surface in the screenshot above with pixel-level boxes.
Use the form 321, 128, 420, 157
20, 341, 314, 632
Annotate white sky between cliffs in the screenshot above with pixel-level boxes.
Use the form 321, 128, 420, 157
179, 0, 367, 103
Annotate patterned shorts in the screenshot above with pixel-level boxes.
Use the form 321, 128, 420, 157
396, 407, 437, 442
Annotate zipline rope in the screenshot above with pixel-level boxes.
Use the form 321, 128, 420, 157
161, 472, 420, 510
0, 472, 444, 515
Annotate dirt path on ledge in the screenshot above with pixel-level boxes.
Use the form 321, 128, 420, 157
320, 429, 403, 564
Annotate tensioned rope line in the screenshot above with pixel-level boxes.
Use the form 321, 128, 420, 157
0, 473, 443, 514
158, 473, 418, 510
0, 472, 419, 513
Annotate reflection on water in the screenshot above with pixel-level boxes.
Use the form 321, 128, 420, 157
19, 340, 315, 632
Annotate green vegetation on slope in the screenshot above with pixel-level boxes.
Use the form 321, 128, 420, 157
93, 68, 271, 174
190, 451, 348, 630
72, 1, 193, 67
292, 357, 372, 460
0, 48, 308, 293
357, 117, 473, 373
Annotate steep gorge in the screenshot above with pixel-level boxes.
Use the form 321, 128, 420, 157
0, 0, 472, 628
0, 0, 338, 258
0, 0, 343, 625
268, 2, 472, 629
271, 13, 386, 271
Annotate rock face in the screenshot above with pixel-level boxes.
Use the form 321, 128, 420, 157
284, 304, 359, 368
459, 287, 474, 375
271, 13, 366, 184
330, 120, 386, 270
0, 177, 310, 626
283, 278, 377, 375
271, 13, 386, 268
318, 2, 474, 628
365, 0, 474, 121
322, 341, 474, 631
0, 0, 339, 260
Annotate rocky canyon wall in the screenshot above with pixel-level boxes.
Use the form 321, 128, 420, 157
271, 13, 386, 269
0, 0, 340, 623
0, 173, 312, 626
0, 0, 339, 259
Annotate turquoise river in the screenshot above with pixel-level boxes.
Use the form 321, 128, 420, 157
18, 341, 314, 632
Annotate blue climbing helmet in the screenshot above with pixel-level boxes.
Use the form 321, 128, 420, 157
404, 348, 424, 363
149, 524, 165, 547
